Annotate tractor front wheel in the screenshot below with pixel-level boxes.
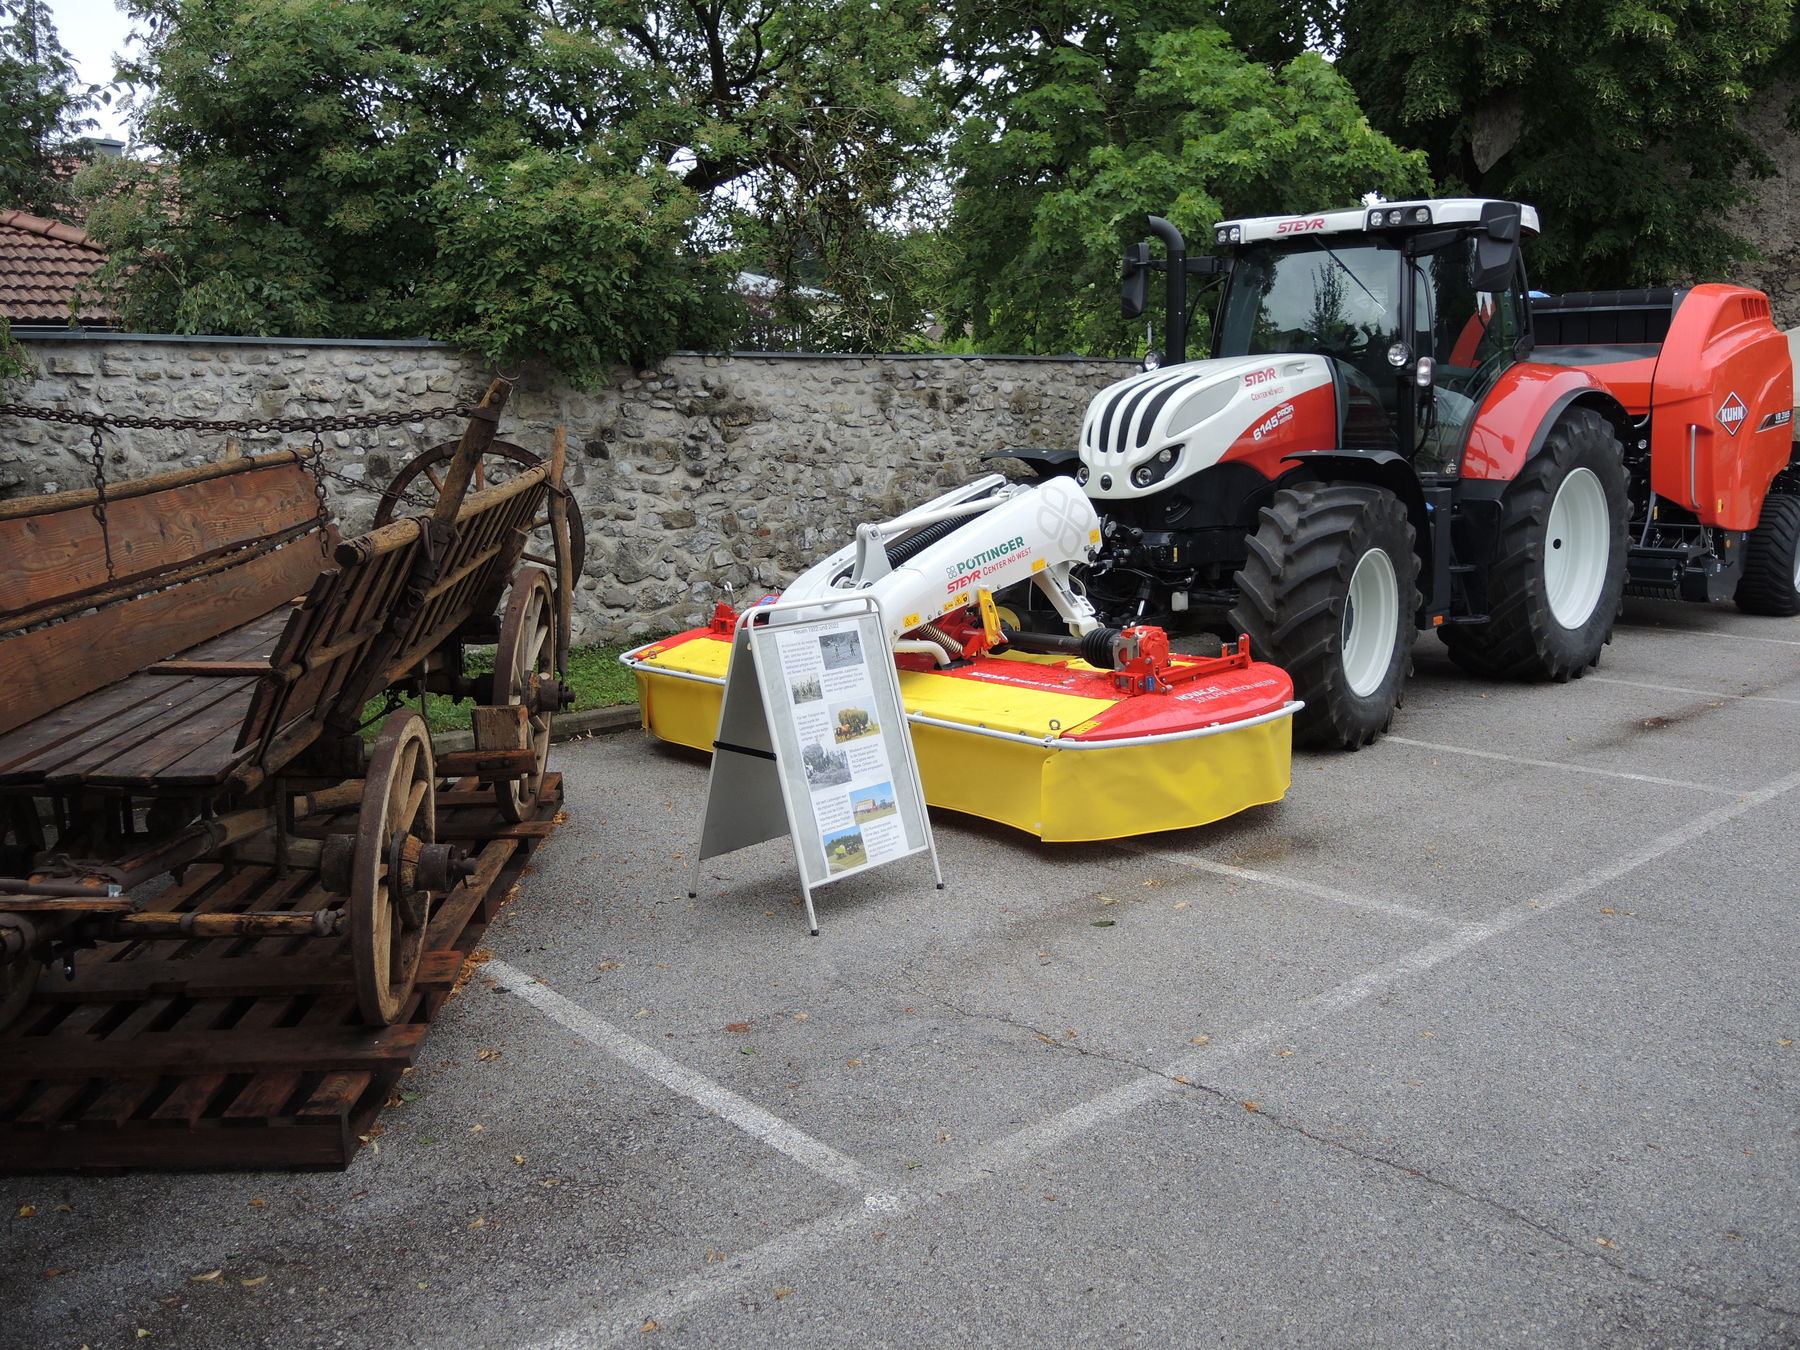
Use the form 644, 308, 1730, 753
1442, 407, 1628, 681
1231, 483, 1419, 750
1734, 494, 1800, 617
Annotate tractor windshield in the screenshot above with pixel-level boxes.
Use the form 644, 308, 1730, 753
1216, 240, 1405, 447
1216, 240, 1402, 366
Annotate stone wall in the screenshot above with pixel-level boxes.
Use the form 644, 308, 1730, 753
2, 335, 1135, 642
1728, 80, 1800, 329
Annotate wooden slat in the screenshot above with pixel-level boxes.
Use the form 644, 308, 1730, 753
0, 459, 323, 619
8, 673, 248, 785
0, 540, 319, 737
70, 685, 258, 789
0, 1023, 427, 1079
36, 950, 461, 1003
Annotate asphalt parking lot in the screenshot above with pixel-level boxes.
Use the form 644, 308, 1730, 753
4, 594, 1797, 1350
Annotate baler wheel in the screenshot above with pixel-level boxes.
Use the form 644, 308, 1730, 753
1441, 407, 1627, 681
1231, 483, 1418, 750
1734, 493, 1800, 617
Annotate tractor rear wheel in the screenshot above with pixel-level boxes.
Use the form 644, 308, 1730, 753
1734, 493, 1800, 616
1442, 407, 1627, 681
1231, 483, 1419, 750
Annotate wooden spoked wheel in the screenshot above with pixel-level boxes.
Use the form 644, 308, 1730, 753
350, 710, 438, 1026
374, 440, 583, 666
491, 567, 557, 823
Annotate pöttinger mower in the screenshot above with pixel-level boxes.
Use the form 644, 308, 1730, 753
623, 474, 1300, 841
997, 200, 1798, 749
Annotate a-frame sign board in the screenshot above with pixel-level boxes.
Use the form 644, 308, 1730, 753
696, 595, 941, 933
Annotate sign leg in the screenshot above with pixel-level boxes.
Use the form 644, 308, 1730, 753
801, 883, 820, 936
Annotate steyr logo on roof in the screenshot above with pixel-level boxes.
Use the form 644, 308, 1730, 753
1274, 218, 1326, 234
1717, 392, 1747, 436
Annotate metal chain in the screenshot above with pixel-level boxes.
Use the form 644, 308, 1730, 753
2, 399, 475, 520
88, 424, 116, 582
0, 401, 475, 438
305, 432, 333, 559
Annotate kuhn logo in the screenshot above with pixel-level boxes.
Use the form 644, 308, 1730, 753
1251, 404, 1295, 441
1244, 367, 1279, 387
1717, 392, 1747, 436
1274, 218, 1326, 234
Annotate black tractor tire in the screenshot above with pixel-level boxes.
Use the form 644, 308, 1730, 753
1441, 407, 1628, 681
1230, 483, 1419, 750
1734, 493, 1800, 617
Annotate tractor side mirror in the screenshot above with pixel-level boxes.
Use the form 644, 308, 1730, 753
1121, 242, 1150, 318
1474, 203, 1522, 293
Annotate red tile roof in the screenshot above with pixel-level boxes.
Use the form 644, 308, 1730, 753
0, 209, 116, 326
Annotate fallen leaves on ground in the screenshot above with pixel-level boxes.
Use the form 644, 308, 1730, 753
189, 1271, 222, 1283
477, 1048, 502, 1062
724, 1022, 754, 1033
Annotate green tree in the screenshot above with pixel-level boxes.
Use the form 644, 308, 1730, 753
943, 14, 1428, 355
0, 0, 93, 219
81, 0, 949, 372
1318, 0, 1792, 290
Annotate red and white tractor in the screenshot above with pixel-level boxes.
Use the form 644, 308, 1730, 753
998, 199, 1799, 748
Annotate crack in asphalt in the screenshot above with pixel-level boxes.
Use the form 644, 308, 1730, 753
921, 991, 1800, 1327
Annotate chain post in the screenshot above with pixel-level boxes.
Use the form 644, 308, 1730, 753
88, 424, 116, 582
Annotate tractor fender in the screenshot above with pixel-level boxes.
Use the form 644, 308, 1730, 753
1280, 449, 1432, 579
1460, 363, 1632, 484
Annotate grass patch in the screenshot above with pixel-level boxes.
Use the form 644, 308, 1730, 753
362, 638, 651, 736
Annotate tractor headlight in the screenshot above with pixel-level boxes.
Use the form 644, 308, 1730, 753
1386, 208, 1403, 226
1215, 227, 1230, 245
1227, 226, 1242, 242
1412, 206, 1431, 224
1368, 210, 1384, 230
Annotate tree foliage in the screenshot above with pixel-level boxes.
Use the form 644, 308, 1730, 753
0, 0, 94, 219
1311, 0, 1793, 290
942, 11, 1428, 355
81, 0, 947, 375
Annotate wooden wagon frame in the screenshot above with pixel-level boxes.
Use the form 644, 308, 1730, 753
0, 379, 577, 1028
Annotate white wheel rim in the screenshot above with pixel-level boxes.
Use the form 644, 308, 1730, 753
1545, 467, 1610, 628
1342, 547, 1399, 697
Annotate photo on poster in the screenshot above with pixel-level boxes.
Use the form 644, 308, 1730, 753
789, 673, 822, 705
818, 629, 863, 671
801, 740, 852, 789
822, 825, 868, 875
831, 701, 879, 744
852, 781, 898, 824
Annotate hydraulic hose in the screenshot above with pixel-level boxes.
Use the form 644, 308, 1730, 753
998, 624, 1124, 670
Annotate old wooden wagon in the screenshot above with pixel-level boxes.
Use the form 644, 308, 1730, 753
0, 379, 576, 1033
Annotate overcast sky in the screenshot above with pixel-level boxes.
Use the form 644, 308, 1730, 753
47, 0, 138, 142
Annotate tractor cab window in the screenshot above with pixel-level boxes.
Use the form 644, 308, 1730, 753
1411, 238, 1524, 471
1216, 241, 1404, 448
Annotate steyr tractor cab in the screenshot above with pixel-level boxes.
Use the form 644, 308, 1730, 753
1005, 198, 1798, 748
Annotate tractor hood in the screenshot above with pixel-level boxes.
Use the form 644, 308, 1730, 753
1079, 355, 1335, 500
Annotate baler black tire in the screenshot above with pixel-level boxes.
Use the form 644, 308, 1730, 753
1441, 407, 1628, 681
1230, 483, 1419, 750
1734, 493, 1800, 617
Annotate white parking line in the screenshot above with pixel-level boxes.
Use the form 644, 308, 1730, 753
1112, 839, 1455, 928
1617, 624, 1800, 649
487, 960, 881, 1195
524, 765, 1800, 1349
1384, 735, 1735, 794
1588, 675, 1800, 707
